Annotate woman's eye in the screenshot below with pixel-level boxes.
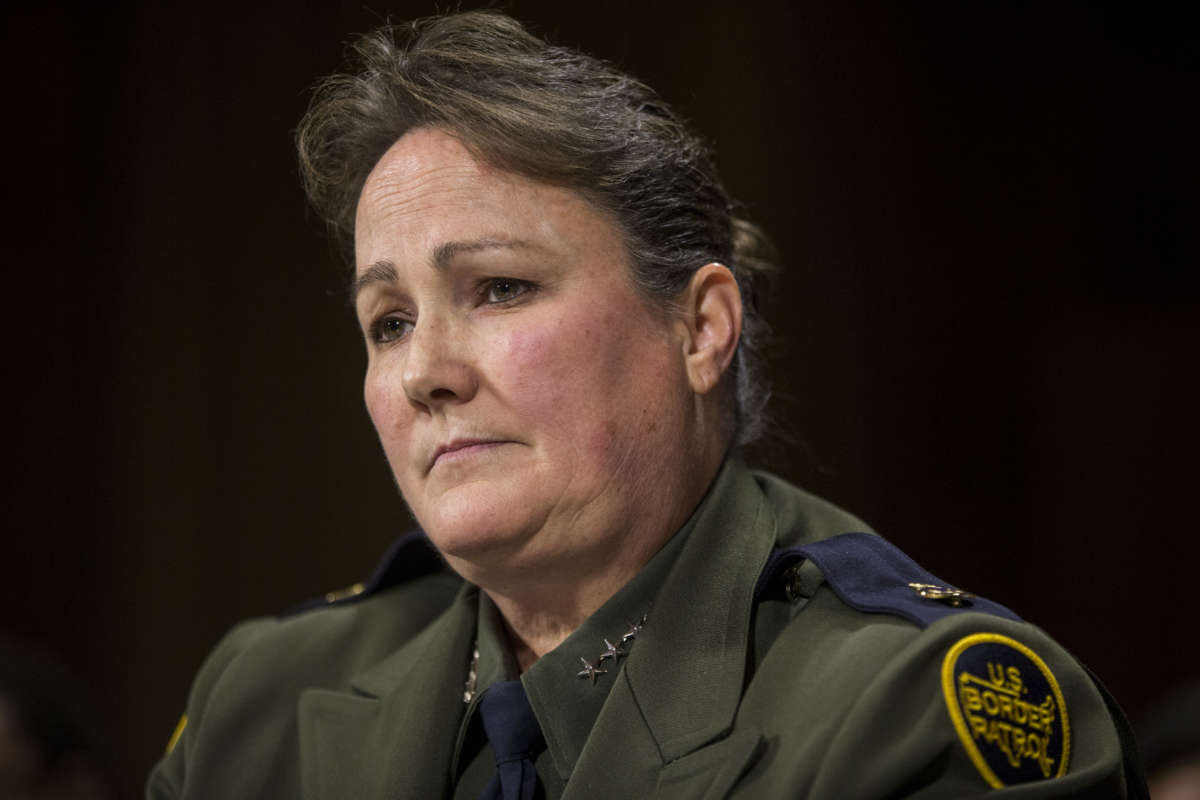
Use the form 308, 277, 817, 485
372, 316, 413, 344
484, 278, 531, 304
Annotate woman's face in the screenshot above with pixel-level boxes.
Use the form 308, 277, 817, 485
354, 128, 697, 579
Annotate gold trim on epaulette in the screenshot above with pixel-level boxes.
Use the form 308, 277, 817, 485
941, 633, 1071, 787
323, 582, 365, 603
166, 713, 187, 754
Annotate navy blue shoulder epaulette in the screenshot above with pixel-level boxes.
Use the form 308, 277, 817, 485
754, 531, 1021, 628
281, 530, 448, 617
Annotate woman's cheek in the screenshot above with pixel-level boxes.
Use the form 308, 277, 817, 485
499, 318, 579, 396
363, 369, 391, 432
363, 368, 411, 461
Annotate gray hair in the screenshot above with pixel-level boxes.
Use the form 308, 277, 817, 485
296, 10, 775, 445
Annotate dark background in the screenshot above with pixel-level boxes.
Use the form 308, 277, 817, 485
4, 1, 1197, 795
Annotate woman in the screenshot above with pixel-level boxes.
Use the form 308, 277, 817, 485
148, 11, 1142, 799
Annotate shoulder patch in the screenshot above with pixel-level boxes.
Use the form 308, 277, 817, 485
941, 633, 1071, 787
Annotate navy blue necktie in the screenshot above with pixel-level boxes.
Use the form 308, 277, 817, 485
477, 679, 546, 800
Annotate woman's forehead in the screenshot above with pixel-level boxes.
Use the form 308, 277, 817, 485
354, 128, 624, 276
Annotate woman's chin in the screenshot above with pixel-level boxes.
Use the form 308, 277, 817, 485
418, 509, 538, 567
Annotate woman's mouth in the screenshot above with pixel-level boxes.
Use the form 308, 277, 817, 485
430, 438, 509, 470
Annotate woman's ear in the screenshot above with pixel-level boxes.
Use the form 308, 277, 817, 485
678, 263, 743, 395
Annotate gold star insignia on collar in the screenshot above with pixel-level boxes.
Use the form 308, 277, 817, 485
619, 614, 647, 646
577, 657, 608, 683
599, 638, 627, 663
575, 611, 648, 685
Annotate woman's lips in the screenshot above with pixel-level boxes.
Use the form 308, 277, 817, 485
430, 439, 509, 469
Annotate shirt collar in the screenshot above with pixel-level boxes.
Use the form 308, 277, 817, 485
519, 512, 692, 781
452, 456, 762, 784
456, 465, 718, 783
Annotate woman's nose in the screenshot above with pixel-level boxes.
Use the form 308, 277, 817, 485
400, 315, 478, 410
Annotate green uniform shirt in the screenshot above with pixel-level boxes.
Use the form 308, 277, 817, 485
148, 459, 1140, 798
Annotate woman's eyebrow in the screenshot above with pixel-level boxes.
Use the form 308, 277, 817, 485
352, 238, 541, 301
351, 259, 399, 302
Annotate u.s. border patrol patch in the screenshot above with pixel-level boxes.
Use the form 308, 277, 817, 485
941, 633, 1070, 787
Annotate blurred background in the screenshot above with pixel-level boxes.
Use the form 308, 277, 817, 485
3, 1, 1197, 795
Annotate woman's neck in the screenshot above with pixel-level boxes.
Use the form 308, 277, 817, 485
459, 423, 729, 671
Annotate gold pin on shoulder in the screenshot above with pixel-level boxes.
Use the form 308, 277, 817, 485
908, 582, 975, 607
